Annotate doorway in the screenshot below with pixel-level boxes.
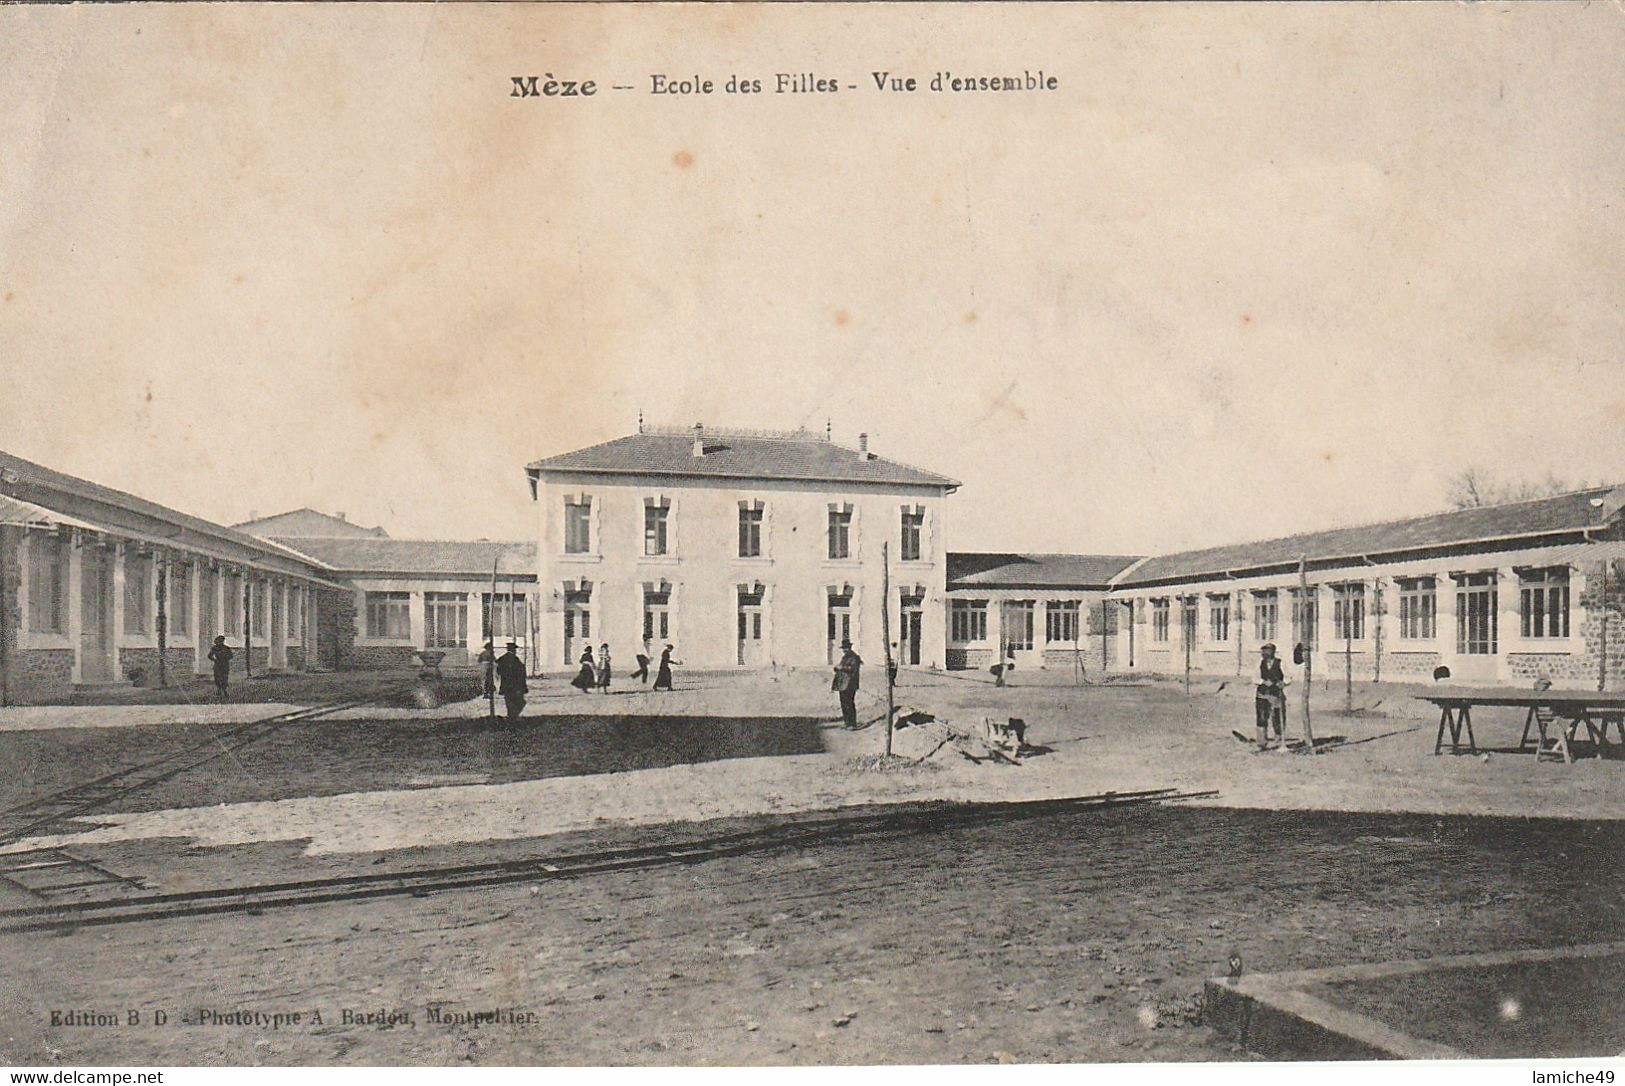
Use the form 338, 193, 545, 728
78, 543, 115, 683
899, 594, 923, 666
737, 586, 765, 666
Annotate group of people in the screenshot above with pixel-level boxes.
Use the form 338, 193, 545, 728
570, 642, 680, 694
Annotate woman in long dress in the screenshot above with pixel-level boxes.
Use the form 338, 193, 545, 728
653, 644, 678, 691
571, 647, 596, 692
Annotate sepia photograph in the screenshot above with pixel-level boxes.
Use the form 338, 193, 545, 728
0, 0, 1622, 1073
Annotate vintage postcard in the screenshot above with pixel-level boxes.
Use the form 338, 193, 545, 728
0, 1, 1622, 1073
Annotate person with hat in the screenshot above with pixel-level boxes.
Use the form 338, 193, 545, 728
652, 643, 679, 692
207, 635, 234, 701
1255, 642, 1286, 750
832, 638, 863, 729
496, 640, 528, 723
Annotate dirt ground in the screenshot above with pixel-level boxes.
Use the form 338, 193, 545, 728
0, 668, 1621, 1065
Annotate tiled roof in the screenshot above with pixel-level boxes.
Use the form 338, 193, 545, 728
0, 449, 333, 573
948, 552, 1143, 589
1115, 485, 1624, 587
268, 537, 536, 578
234, 509, 388, 538
528, 431, 958, 489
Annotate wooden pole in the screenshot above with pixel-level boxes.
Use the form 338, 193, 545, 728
881, 541, 894, 757
1183, 599, 1192, 695
243, 574, 253, 678
1600, 558, 1610, 693
1373, 578, 1383, 685
1299, 557, 1316, 752
488, 554, 498, 721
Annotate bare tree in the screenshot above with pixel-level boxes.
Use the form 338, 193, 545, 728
1447, 467, 1585, 509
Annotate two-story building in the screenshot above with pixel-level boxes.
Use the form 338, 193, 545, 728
526, 425, 960, 671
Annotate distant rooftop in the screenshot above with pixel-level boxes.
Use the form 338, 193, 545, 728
234, 508, 389, 539
528, 425, 959, 490
948, 552, 1143, 590
267, 536, 535, 578
1115, 484, 1625, 587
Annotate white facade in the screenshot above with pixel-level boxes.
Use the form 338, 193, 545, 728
533, 471, 950, 671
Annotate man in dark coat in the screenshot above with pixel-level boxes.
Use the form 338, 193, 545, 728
653, 644, 678, 691
1255, 643, 1286, 750
496, 641, 528, 723
207, 636, 234, 701
833, 639, 862, 728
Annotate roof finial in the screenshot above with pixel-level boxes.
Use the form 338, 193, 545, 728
637, 409, 644, 433
825, 418, 832, 441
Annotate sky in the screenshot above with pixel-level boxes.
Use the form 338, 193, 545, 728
2, 3, 1622, 555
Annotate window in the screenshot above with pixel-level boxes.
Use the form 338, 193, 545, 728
1397, 577, 1437, 640
1045, 600, 1080, 644
644, 586, 671, 643
26, 531, 68, 634
1252, 590, 1278, 642
251, 581, 268, 638
900, 506, 925, 562
482, 593, 528, 639
564, 497, 592, 554
828, 506, 853, 560
643, 499, 669, 556
1520, 567, 1569, 639
424, 593, 467, 649
168, 562, 191, 637
123, 550, 152, 635
1180, 597, 1199, 643
199, 568, 218, 639
1151, 599, 1170, 643
827, 590, 854, 662
224, 572, 243, 637
287, 585, 302, 640
1455, 572, 1498, 655
1208, 594, 1231, 643
950, 599, 988, 642
1331, 583, 1365, 641
1290, 589, 1318, 650
1002, 600, 1035, 652
366, 592, 411, 639
738, 502, 764, 558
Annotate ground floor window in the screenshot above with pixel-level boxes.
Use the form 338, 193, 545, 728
168, 561, 192, 638
251, 580, 268, 639
1179, 597, 1199, 645
26, 531, 68, 634
366, 591, 411, 639
1290, 589, 1318, 650
827, 589, 854, 663
1252, 590, 1278, 643
124, 550, 153, 635
483, 593, 528, 640
1207, 594, 1230, 643
287, 585, 302, 640
645, 586, 672, 644
1045, 600, 1080, 644
1455, 572, 1497, 655
950, 599, 988, 643
1397, 577, 1437, 640
1331, 582, 1365, 641
224, 573, 244, 637
424, 592, 467, 648
1002, 600, 1035, 652
1519, 567, 1569, 639
1151, 598, 1170, 643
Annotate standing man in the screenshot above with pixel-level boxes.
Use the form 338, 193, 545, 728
1255, 642, 1286, 750
833, 638, 862, 729
496, 640, 528, 723
207, 636, 234, 701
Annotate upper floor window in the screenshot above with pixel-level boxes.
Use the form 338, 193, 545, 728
564, 497, 592, 554
26, 531, 68, 635
1397, 577, 1437, 640
1519, 567, 1569, 639
643, 498, 670, 557
900, 506, 925, 562
828, 504, 853, 560
738, 501, 764, 558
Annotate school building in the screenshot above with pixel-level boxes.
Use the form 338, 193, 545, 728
234, 510, 538, 672
526, 424, 959, 671
1107, 485, 1625, 689
944, 553, 1140, 674
0, 450, 347, 704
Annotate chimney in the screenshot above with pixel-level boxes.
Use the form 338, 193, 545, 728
692, 423, 705, 458
858, 433, 868, 455
248, 509, 258, 521
336, 511, 347, 522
